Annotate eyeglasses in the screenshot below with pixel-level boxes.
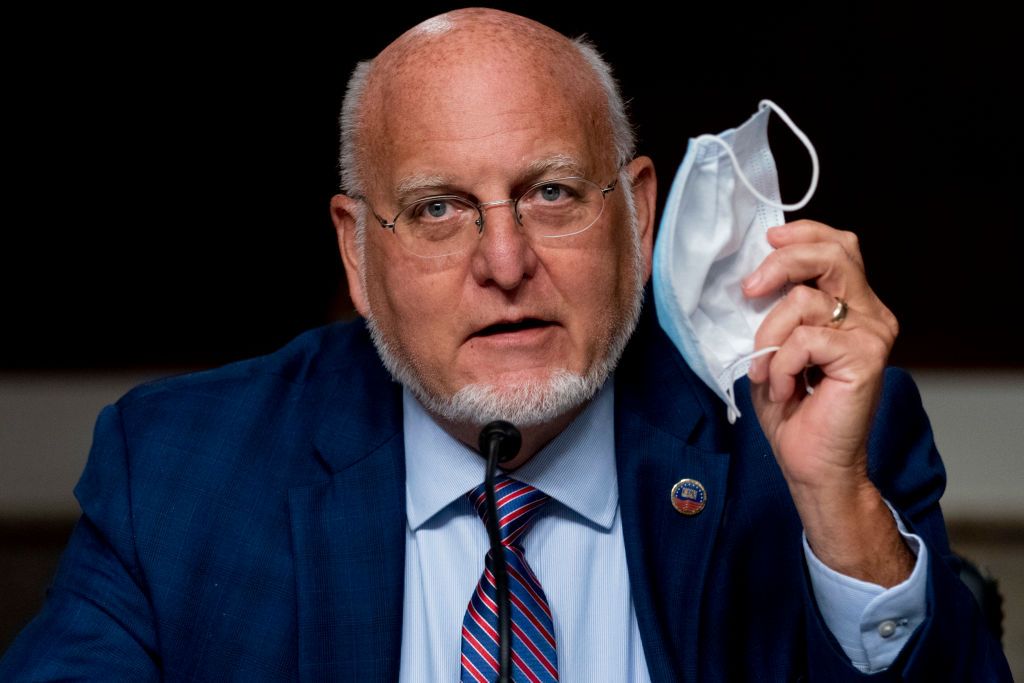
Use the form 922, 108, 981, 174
355, 174, 619, 258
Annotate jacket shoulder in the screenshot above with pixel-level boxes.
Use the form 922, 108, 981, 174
120, 319, 376, 404
867, 366, 947, 520
95, 319, 390, 491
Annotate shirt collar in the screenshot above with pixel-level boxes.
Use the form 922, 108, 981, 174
403, 378, 618, 532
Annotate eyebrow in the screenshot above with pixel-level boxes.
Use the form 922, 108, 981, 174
391, 153, 590, 207
520, 154, 590, 183
393, 173, 451, 207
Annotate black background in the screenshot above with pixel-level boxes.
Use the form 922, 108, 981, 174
5, 3, 1020, 369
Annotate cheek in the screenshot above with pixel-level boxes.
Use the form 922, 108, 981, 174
572, 235, 633, 292
540, 246, 623, 328
366, 248, 467, 339
571, 238, 640, 335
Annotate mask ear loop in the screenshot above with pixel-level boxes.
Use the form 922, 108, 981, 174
693, 99, 820, 212
721, 345, 781, 424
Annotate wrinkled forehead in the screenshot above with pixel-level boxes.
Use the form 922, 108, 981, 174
359, 31, 614, 203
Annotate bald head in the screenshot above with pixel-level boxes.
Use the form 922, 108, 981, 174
338, 9, 635, 198
372, 9, 588, 86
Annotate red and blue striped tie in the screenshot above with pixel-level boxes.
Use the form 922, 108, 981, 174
461, 475, 558, 682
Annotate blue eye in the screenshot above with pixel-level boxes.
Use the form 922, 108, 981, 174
408, 199, 459, 222
539, 184, 563, 201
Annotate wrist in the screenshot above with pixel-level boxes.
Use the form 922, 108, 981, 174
794, 479, 915, 587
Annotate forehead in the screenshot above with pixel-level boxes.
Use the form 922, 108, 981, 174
363, 40, 612, 202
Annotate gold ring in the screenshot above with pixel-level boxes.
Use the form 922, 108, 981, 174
829, 297, 849, 327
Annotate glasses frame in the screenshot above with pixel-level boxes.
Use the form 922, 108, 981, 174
354, 172, 620, 257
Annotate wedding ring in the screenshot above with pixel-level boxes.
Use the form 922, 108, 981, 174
829, 297, 849, 327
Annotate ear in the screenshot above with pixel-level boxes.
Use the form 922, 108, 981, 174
330, 194, 371, 318
627, 155, 657, 282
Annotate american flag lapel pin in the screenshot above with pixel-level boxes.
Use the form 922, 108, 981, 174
670, 478, 707, 516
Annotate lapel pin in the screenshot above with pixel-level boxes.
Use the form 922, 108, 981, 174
670, 478, 707, 516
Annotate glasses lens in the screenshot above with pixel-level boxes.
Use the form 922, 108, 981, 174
518, 177, 605, 238
395, 196, 479, 257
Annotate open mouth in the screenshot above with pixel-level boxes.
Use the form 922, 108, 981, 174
473, 318, 552, 337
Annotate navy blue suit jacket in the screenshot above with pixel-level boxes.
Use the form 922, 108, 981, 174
1, 309, 1011, 681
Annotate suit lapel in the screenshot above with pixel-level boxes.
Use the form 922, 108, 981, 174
288, 330, 407, 683
615, 310, 731, 683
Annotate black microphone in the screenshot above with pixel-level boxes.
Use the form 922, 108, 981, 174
478, 420, 521, 465
477, 420, 521, 683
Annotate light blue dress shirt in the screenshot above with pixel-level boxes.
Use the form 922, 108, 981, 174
397, 378, 926, 681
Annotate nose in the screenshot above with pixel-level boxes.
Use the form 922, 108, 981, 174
469, 199, 538, 290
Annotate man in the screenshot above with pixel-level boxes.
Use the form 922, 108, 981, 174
1, 8, 1011, 682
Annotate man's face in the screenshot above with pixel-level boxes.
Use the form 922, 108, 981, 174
340, 45, 653, 427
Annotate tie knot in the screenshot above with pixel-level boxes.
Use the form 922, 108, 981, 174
468, 474, 550, 547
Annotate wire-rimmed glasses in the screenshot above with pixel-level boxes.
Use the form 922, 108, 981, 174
356, 174, 619, 258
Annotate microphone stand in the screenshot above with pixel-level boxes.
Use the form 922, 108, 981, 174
478, 421, 521, 683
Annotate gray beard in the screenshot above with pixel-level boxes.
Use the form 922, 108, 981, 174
366, 315, 636, 429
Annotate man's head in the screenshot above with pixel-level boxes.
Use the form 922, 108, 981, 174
330, 9, 657, 441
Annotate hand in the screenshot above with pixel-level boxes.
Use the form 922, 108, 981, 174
742, 220, 912, 585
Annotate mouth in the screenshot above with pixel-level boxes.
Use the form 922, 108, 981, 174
471, 317, 554, 338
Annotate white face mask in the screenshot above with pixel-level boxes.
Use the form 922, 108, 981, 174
652, 100, 819, 423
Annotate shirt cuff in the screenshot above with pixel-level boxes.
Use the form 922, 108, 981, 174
802, 501, 928, 673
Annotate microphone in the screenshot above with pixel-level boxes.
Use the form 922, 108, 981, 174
478, 420, 522, 465
477, 420, 521, 683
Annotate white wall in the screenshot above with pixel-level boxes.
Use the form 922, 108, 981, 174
0, 371, 168, 517
912, 370, 1024, 518
1, 369, 1021, 519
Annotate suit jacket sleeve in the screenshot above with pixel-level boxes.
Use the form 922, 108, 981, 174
0, 403, 160, 681
801, 367, 1012, 681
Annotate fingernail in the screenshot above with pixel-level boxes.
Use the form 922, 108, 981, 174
742, 271, 762, 290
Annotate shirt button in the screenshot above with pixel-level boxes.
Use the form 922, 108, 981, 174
877, 620, 898, 638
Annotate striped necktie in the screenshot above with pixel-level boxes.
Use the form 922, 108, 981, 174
461, 475, 558, 682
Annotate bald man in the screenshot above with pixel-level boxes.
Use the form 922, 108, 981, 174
1, 9, 1011, 682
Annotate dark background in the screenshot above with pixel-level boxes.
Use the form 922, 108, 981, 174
5, 3, 1020, 370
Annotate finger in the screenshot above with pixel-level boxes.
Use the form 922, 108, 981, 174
748, 286, 882, 382
765, 326, 888, 403
765, 220, 865, 269
748, 287, 889, 382
741, 241, 866, 301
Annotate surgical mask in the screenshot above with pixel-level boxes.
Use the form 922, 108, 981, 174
653, 100, 819, 423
